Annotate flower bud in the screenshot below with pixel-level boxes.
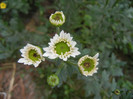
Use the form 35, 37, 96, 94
47, 74, 59, 87
49, 11, 65, 27
113, 89, 120, 95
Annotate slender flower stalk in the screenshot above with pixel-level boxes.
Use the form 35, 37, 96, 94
57, 27, 60, 35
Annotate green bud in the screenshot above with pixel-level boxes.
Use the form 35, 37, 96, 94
49, 11, 65, 27
47, 74, 59, 87
113, 89, 120, 95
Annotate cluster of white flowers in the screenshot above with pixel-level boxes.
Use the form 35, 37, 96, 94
18, 11, 99, 77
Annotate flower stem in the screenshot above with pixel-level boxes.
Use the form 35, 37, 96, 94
55, 61, 64, 75
56, 27, 60, 35
65, 60, 77, 66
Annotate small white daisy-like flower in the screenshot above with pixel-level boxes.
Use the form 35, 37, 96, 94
78, 53, 99, 76
49, 11, 65, 27
18, 43, 45, 67
43, 30, 80, 61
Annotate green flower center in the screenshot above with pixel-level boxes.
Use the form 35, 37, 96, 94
81, 58, 95, 72
28, 49, 41, 62
84, 62, 90, 68
55, 41, 70, 55
51, 78, 56, 83
52, 13, 63, 21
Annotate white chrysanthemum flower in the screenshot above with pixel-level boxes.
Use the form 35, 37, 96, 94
78, 53, 99, 76
43, 30, 80, 61
49, 11, 65, 27
18, 43, 45, 67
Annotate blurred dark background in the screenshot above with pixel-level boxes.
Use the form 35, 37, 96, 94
0, 0, 133, 99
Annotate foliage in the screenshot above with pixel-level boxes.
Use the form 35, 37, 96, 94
0, 0, 133, 99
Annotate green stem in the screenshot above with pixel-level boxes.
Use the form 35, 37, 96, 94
56, 27, 60, 35
65, 60, 77, 66
55, 61, 63, 75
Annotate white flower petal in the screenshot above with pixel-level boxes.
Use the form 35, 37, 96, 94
27, 62, 32, 65
96, 62, 99, 65
34, 61, 41, 67
43, 47, 51, 52
63, 57, 67, 61
60, 30, 64, 38
18, 58, 26, 63
48, 55, 58, 59
93, 53, 99, 59
71, 41, 77, 47
20, 48, 25, 53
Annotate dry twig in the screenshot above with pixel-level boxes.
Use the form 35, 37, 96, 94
7, 62, 16, 99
